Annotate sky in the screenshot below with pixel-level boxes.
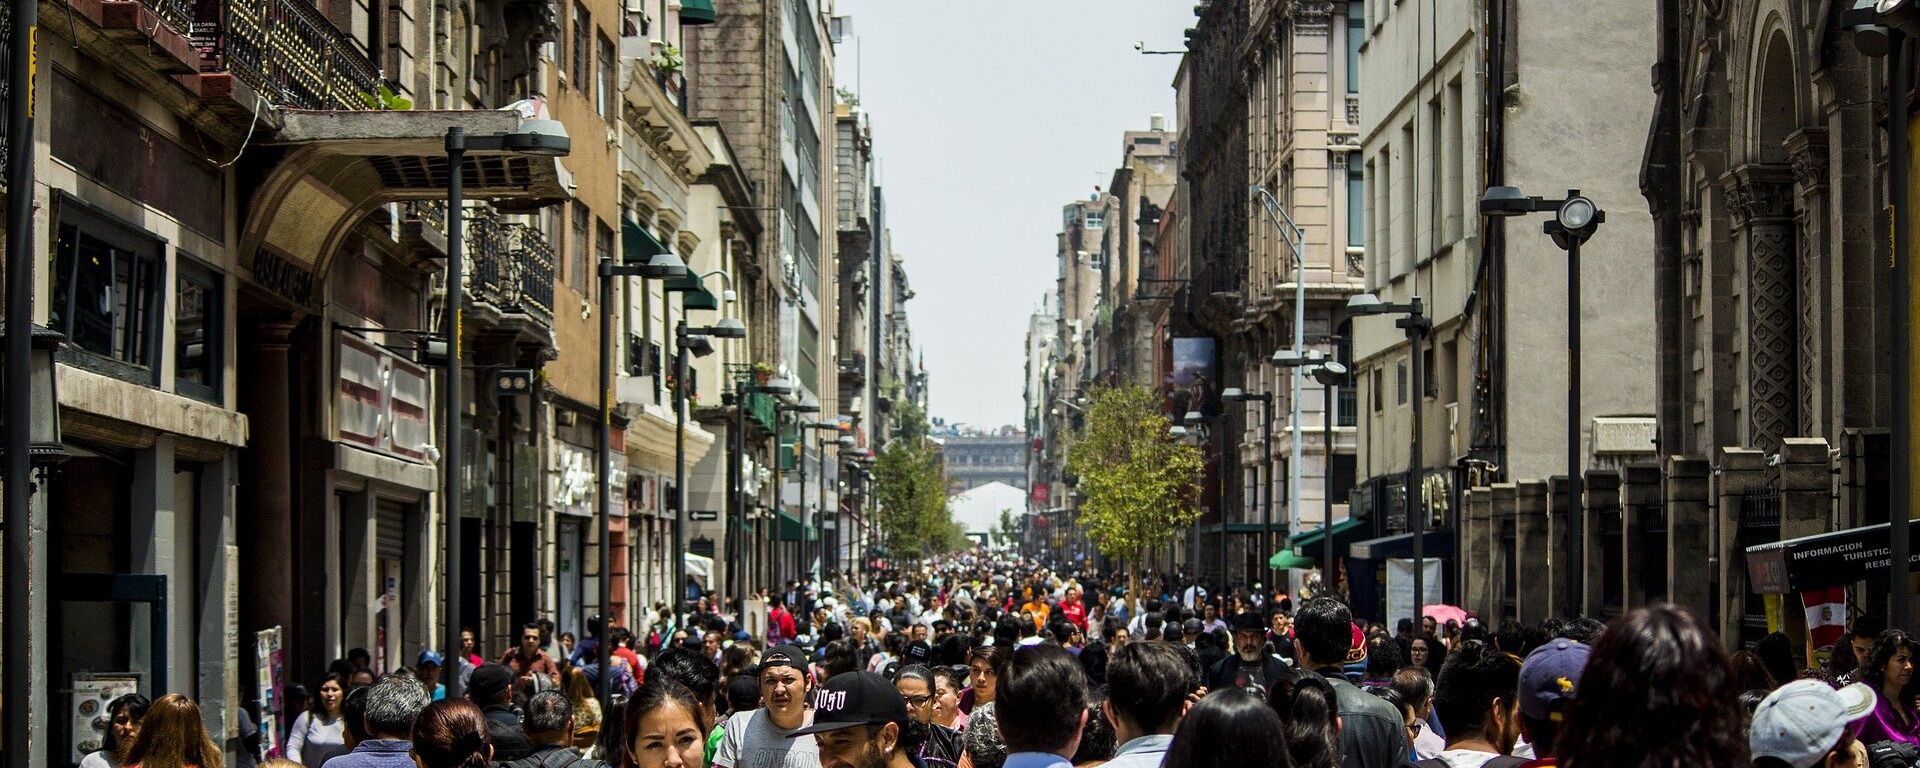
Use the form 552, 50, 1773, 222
833, 0, 1192, 431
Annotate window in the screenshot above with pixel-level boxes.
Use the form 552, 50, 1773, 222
594, 221, 614, 303
1444, 77, 1464, 243
1084, 211, 1105, 230
1429, 95, 1442, 251
1346, 1, 1364, 94
1396, 357, 1409, 405
1423, 345, 1436, 399
1348, 154, 1366, 248
597, 33, 616, 121
51, 206, 165, 384
572, 2, 591, 90
798, 316, 820, 393
1399, 121, 1416, 273
572, 204, 589, 293
1371, 367, 1384, 412
175, 257, 224, 403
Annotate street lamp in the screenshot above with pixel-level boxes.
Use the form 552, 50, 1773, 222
1346, 293, 1432, 625
729, 375, 793, 607
1480, 186, 1605, 615
1221, 387, 1274, 588
770, 403, 819, 584
1275, 350, 1350, 594
670, 314, 746, 629
801, 421, 843, 582
1252, 184, 1313, 598
1176, 409, 1232, 595
442, 120, 570, 700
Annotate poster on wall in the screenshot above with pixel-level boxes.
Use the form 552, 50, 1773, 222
256, 626, 285, 759
70, 673, 142, 762
1384, 558, 1445, 627
1169, 337, 1219, 419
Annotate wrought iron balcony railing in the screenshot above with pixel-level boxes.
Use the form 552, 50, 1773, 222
503, 222, 556, 319
201, 0, 382, 110
460, 210, 553, 322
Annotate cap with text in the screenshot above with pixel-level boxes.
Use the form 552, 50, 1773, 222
788, 671, 909, 736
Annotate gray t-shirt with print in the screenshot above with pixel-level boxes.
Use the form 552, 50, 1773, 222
713, 709, 821, 768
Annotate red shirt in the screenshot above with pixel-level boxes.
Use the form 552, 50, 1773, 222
769, 606, 797, 643
1060, 600, 1086, 630
499, 648, 560, 688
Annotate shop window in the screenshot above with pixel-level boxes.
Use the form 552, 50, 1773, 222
51, 205, 165, 385
175, 258, 224, 403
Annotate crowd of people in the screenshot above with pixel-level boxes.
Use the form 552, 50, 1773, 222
85, 553, 1920, 768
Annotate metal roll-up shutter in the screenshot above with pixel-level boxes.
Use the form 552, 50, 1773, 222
377, 501, 407, 561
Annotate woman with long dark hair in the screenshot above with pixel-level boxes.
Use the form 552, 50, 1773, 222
1555, 604, 1746, 768
618, 678, 711, 768
1163, 687, 1291, 768
286, 673, 348, 768
1855, 630, 1920, 745
409, 700, 492, 768
1408, 634, 1447, 678
1269, 675, 1341, 768
81, 693, 151, 768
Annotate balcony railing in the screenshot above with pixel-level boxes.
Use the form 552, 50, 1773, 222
464, 211, 556, 321
504, 222, 556, 319
201, 0, 381, 110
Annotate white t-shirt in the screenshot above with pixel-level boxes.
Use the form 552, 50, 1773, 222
713, 708, 822, 768
1431, 749, 1505, 768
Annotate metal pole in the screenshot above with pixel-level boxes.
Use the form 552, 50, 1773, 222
1890, 38, 1913, 630
595, 259, 615, 706
673, 328, 689, 623
1566, 233, 1583, 621
732, 384, 747, 610
1409, 302, 1427, 627
817, 436, 827, 581
3, 0, 41, 755
1262, 399, 1274, 589
1289, 226, 1306, 598
1323, 378, 1336, 596
1217, 421, 1229, 596
442, 128, 466, 699
771, 408, 783, 587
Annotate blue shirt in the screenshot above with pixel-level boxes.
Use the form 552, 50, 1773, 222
1004, 752, 1073, 768
1102, 735, 1174, 768
321, 739, 414, 768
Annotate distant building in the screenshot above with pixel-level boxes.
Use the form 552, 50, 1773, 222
942, 430, 1029, 493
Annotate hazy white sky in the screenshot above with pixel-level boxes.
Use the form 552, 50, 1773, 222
833, 0, 1192, 430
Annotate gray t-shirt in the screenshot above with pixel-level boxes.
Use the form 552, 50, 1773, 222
713, 709, 821, 768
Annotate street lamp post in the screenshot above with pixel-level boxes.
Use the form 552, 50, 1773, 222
1252, 184, 1311, 597
1273, 349, 1351, 596
800, 421, 842, 581
1480, 186, 1605, 614
670, 317, 747, 627
441, 120, 569, 700
1175, 410, 1231, 595
1347, 293, 1432, 625
728, 376, 793, 609
772, 403, 820, 585
1222, 388, 1274, 587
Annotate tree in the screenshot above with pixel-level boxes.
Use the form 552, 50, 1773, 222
995, 508, 1019, 550
1065, 384, 1204, 606
872, 418, 960, 561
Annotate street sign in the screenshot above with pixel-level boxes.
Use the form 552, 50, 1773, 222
690, 510, 719, 522
1746, 518, 1920, 593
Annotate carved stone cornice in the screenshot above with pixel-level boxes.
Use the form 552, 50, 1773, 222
1720, 164, 1795, 229
1785, 128, 1829, 195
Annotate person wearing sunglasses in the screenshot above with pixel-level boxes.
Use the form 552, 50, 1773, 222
894, 665, 964, 766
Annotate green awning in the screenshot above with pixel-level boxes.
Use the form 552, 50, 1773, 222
1269, 550, 1319, 570
622, 217, 669, 263
666, 272, 719, 310
1285, 517, 1369, 551
679, 0, 716, 24
776, 510, 819, 542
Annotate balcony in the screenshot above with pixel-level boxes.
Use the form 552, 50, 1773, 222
465, 209, 556, 323
201, 0, 382, 111
838, 351, 866, 383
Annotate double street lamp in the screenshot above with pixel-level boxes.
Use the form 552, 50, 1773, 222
1170, 409, 1230, 594
1220, 387, 1274, 587
1271, 350, 1349, 595
441, 120, 570, 700
1346, 293, 1432, 625
1480, 186, 1605, 614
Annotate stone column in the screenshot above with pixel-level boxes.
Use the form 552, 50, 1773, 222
1546, 476, 1576, 619
199, 452, 239, 747
1467, 487, 1493, 615
1515, 480, 1550, 623
1722, 164, 1799, 452
1786, 130, 1830, 439
1667, 457, 1713, 613
1716, 448, 1767, 644
131, 436, 182, 694
1490, 483, 1517, 624
1779, 437, 1832, 659
1582, 470, 1620, 616
240, 321, 299, 671
1621, 463, 1663, 607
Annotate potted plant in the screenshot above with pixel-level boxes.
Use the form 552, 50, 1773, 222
653, 44, 684, 75
752, 362, 775, 385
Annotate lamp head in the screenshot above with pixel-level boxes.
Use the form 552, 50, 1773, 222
1220, 387, 1246, 400
1311, 361, 1349, 387
1477, 185, 1532, 217
1554, 195, 1603, 242
1182, 410, 1204, 425
838, 436, 856, 448
722, 288, 739, 303
684, 335, 715, 358
640, 251, 691, 279
786, 403, 821, 414
1346, 293, 1392, 316
763, 377, 796, 395
1167, 425, 1189, 438
708, 317, 748, 339
504, 118, 572, 157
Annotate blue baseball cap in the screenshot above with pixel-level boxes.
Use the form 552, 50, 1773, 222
1518, 638, 1589, 720
417, 650, 445, 667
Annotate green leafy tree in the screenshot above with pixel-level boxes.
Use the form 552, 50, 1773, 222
1065, 384, 1203, 605
872, 420, 961, 561
995, 508, 1019, 550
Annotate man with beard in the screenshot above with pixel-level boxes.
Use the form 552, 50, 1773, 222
1207, 612, 1293, 691
892, 665, 963, 766
713, 645, 822, 768
795, 671, 935, 768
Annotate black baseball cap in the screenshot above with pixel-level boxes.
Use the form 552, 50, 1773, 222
762, 644, 809, 671
788, 671, 908, 736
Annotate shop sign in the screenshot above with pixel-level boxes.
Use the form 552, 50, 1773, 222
337, 333, 431, 462
1747, 518, 1920, 593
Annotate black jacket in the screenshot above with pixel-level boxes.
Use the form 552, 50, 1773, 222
481, 705, 536, 764
1311, 667, 1409, 768
1206, 654, 1293, 692
920, 723, 964, 768
497, 744, 607, 768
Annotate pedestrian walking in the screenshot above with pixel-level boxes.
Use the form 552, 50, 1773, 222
895, 665, 964, 766
503, 622, 564, 692
410, 700, 493, 768
993, 645, 1089, 768
565, 668, 605, 751
1554, 604, 1747, 768
620, 678, 711, 768
1207, 612, 1291, 691
1161, 687, 1289, 768
1420, 640, 1522, 768
711, 645, 822, 768
1854, 629, 1920, 745
80, 693, 150, 768
1292, 598, 1407, 768
468, 663, 537, 763
792, 671, 938, 768
324, 675, 432, 768
498, 691, 608, 768
1100, 642, 1195, 768
1750, 680, 1877, 768
121, 694, 224, 768
1513, 638, 1589, 766
288, 674, 350, 768
1268, 674, 1341, 768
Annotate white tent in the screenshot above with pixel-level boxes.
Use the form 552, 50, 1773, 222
684, 552, 714, 587
947, 481, 1028, 547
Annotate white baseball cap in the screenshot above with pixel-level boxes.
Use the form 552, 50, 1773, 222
1750, 680, 1878, 768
